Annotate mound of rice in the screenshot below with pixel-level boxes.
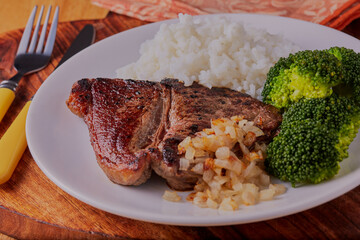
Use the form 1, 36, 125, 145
116, 14, 300, 99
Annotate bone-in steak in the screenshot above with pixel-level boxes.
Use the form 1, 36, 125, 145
66, 78, 282, 190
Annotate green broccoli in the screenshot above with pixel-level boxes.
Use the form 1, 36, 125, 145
281, 95, 360, 160
265, 119, 341, 186
261, 49, 344, 110
261, 47, 360, 186
327, 47, 360, 102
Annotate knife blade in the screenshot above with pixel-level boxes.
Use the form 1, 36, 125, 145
0, 24, 96, 184
57, 24, 95, 68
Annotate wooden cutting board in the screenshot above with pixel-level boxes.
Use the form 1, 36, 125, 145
0, 13, 359, 239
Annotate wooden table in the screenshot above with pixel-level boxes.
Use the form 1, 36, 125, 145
0, 12, 359, 239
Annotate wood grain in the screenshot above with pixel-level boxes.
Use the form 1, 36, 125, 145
0, 13, 359, 239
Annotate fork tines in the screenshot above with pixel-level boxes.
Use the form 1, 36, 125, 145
17, 5, 59, 56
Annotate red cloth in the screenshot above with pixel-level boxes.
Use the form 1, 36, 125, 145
91, 0, 360, 30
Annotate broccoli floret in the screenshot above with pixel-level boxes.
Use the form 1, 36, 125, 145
337, 112, 360, 160
327, 47, 360, 81
281, 95, 360, 159
263, 47, 360, 186
265, 119, 341, 186
327, 47, 360, 102
262, 50, 344, 110
266, 96, 360, 186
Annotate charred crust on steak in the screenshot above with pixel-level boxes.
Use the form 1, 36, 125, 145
76, 78, 92, 91
66, 79, 93, 116
189, 124, 199, 133
162, 137, 181, 165
148, 147, 156, 153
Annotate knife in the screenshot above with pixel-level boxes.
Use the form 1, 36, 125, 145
0, 24, 96, 184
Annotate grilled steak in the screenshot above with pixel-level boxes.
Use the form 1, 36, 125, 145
66, 78, 282, 190
66, 78, 163, 185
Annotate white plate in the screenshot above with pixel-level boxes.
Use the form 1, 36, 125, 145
26, 14, 360, 226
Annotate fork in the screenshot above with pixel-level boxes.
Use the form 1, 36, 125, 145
0, 5, 59, 123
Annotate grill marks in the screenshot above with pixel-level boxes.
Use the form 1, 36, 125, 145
66, 78, 282, 189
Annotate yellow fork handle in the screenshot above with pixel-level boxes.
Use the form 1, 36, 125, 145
0, 88, 16, 122
0, 100, 31, 184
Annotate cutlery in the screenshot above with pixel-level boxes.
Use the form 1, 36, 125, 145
0, 5, 59, 123
0, 24, 96, 184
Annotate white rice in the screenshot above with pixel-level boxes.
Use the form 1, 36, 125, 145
116, 14, 300, 99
